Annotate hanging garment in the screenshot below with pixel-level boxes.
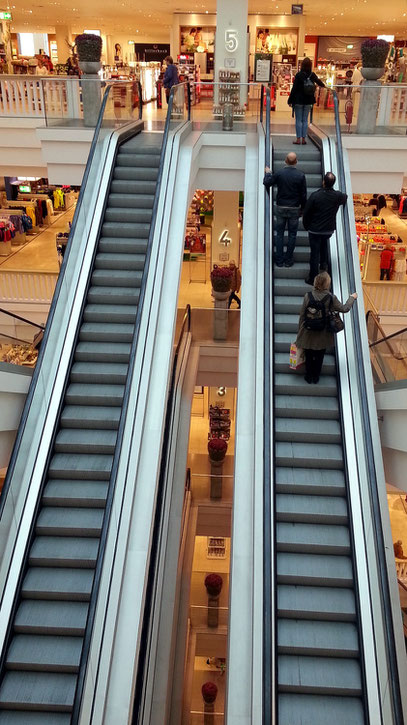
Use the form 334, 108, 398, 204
46, 199, 53, 218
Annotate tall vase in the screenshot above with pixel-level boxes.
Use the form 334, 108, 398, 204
79, 61, 102, 127
204, 701, 215, 725
357, 69, 384, 134
207, 594, 220, 628
209, 458, 223, 500
212, 288, 230, 341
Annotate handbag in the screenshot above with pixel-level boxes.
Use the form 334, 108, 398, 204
289, 342, 304, 369
327, 309, 344, 334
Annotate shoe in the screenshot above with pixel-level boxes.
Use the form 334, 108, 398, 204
284, 260, 294, 267
304, 277, 313, 285
301, 138, 307, 145
304, 375, 312, 384
293, 139, 301, 145
312, 377, 319, 384
275, 261, 284, 267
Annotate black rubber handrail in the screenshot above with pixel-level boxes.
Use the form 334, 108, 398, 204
263, 86, 273, 725
0, 83, 117, 520
71, 81, 191, 723
131, 304, 192, 724
369, 324, 407, 349
0, 306, 44, 331
332, 90, 404, 724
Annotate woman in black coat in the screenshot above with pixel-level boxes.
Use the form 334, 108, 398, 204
288, 57, 325, 145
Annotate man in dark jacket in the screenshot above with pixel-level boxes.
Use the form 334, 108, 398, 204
263, 152, 307, 267
163, 56, 179, 104
302, 172, 347, 284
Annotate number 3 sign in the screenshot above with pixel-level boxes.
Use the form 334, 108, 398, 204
225, 29, 238, 52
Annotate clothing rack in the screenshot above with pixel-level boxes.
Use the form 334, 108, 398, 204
0, 209, 26, 246
5, 201, 40, 232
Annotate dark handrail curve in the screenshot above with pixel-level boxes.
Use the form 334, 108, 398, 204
71, 82, 191, 722
263, 86, 273, 725
0, 307, 45, 331
369, 325, 407, 350
0, 83, 116, 519
332, 90, 404, 725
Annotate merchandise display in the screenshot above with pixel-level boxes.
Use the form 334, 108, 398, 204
208, 405, 231, 441
213, 70, 245, 118
178, 55, 201, 105
353, 194, 407, 281
0, 342, 38, 367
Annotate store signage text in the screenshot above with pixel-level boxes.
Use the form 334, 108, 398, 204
225, 30, 238, 53
0, 11, 12, 20
219, 229, 232, 246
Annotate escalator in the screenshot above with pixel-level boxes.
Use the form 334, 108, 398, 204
271, 135, 366, 723
0, 130, 163, 720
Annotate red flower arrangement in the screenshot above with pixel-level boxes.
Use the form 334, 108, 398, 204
205, 573, 223, 597
210, 265, 233, 293
202, 681, 218, 704
208, 437, 228, 461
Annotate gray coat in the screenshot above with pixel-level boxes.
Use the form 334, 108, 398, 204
296, 288, 355, 350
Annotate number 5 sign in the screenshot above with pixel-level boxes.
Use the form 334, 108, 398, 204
225, 29, 238, 52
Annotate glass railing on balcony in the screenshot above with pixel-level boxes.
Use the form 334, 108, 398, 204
0, 306, 44, 368
369, 325, 407, 383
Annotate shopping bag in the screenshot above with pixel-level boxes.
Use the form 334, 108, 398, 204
289, 342, 304, 370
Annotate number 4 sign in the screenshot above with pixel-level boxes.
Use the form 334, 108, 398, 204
225, 30, 238, 53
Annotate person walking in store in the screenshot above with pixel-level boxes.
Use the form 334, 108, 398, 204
263, 152, 307, 267
303, 172, 347, 285
287, 57, 325, 145
163, 56, 179, 105
379, 245, 394, 280
227, 260, 241, 308
296, 271, 357, 384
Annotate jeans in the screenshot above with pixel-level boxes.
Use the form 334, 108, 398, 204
308, 232, 331, 283
275, 206, 300, 265
294, 104, 312, 138
380, 268, 391, 280
304, 348, 325, 382
228, 291, 241, 308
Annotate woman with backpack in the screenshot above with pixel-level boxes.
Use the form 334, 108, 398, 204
296, 271, 357, 384
288, 57, 325, 145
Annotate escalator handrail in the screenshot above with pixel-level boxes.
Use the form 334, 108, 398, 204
263, 86, 273, 725
369, 324, 407, 349
332, 89, 404, 724
131, 304, 191, 724
0, 83, 118, 520
0, 306, 45, 331
71, 81, 191, 722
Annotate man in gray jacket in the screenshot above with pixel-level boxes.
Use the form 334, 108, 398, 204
264, 152, 307, 267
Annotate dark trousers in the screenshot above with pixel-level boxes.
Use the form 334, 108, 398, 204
228, 291, 241, 308
275, 206, 300, 265
380, 268, 391, 280
308, 232, 331, 282
304, 349, 325, 382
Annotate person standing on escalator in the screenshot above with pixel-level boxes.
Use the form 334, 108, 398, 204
288, 57, 325, 145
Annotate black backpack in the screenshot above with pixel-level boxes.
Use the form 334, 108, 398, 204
304, 292, 330, 331
303, 74, 316, 97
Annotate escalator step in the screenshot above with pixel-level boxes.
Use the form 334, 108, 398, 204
6, 634, 82, 673
55, 428, 117, 455
29, 536, 99, 568
275, 417, 341, 443
275, 441, 344, 469
113, 166, 158, 182
14, 601, 88, 636
94, 252, 146, 270
117, 151, 160, 166
22, 568, 93, 601
36, 508, 104, 537
278, 655, 362, 695
278, 693, 365, 725
87, 286, 139, 306
275, 295, 305, 315
75, 342, 131, 363
98, 237, 148, 254
61, 406, 121, 430
278, 619, 359, 657
70, 362, 127, 385
0, 711, 70, 724
274, 352, 336, 376
274, 263, 309, 280
91, 268, 142, 287
274, 395, 339, 420
83, 303, 137, 324
79, 322, 133, 343
278, 584, 356, 621
48, 452, 113, 480
42, 480, 109, 508
275, 467, 346, 496
276, 493, 348, 523
101, 221, 150, 239
0, 671, 76, 711
277, 553, 353, 588
275, 373, 338, 396
110, 179, 157, 195
104, 208, 152, 224
107, 193, 154, 209
65, 383, 124, 406
277, 522, 350, 555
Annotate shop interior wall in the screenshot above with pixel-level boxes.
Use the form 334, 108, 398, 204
171, 14, 216, 61
247, 14, 305, 79
106, 32, 170, 66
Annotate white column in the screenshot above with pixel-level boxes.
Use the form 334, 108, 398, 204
54, 24, 72, 64
214, 0, 249, 104
212, 191, 240, 267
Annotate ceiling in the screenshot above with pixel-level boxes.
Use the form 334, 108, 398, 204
6, 0, 407, 41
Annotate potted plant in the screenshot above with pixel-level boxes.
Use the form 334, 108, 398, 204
205, 573, 223, 598
75, 33, 103, 73
361, 38, 390, 80
202, 681, 218, 704
208, 437, 228, 463
210, 265, 233, 294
